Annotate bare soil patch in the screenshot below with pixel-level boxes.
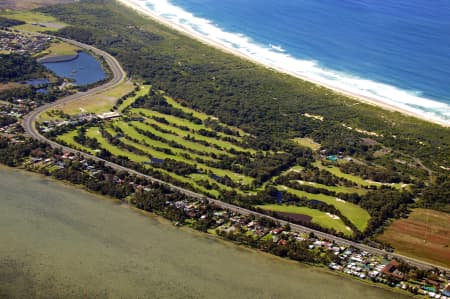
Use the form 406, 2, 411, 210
377, 208, 450, 268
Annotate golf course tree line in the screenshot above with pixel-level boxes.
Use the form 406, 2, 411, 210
44, 82, 413, 241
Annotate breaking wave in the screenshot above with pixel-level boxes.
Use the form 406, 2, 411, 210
130, 0, 450, 125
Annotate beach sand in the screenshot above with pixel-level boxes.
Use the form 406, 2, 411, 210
117, 0, 449, 128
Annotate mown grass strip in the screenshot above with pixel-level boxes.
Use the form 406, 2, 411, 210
291, 180, 367, 195
144, 117, 253, 154
56, 129, 96, 155
130, 121, 231, 157
117, 85, 151, 112
163, 95, 249, 137
85, 127, 149, 163
130, 107, 242, 142
312, 161, 407, 190
256, 204, 352, 236
278, 185, 370, 232
113, 121, 217, 162
107, 124, 254, 186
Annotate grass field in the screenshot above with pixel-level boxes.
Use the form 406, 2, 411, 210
292, 137, 321, 151
278, 185, 370, 232
56, 129, 96, 154
117, 85, 151, 112
292, 180, 367, 195
37, 41, 80, 58
377, 208, 450, 268
313, 161, 407, 190
1, 10, 67, 32
257, 204, 352, 236
45, 80, 134, 117
313, 161, 380, 187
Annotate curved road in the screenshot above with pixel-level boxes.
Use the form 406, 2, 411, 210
23, 36, 448, 272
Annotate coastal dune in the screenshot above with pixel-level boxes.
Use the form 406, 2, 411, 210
117, 0, 450, 127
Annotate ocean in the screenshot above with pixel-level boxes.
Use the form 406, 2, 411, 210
132, 0, 450, 124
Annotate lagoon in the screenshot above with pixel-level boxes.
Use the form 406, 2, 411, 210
42, 51, 106, 85
0, 167, 411, 298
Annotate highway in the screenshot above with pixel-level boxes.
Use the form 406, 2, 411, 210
23, 36, 448, 272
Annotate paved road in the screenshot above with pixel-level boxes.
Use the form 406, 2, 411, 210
23, 36, 448, 272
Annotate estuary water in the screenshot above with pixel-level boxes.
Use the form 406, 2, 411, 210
0, 167, 410, 298
132, 0, 450, 124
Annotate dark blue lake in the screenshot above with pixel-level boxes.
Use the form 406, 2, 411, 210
42, 52, 107, 85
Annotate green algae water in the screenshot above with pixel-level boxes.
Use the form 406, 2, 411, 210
0, 167, 410, 298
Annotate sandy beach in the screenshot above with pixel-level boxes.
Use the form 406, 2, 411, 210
117, 0, 449, 127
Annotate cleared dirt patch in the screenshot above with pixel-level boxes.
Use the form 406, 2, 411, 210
377, 208, 450, 268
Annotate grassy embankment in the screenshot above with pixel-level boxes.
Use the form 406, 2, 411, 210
36, 40, 80, 58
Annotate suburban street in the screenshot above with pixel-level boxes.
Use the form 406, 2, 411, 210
23, 35, 449, 272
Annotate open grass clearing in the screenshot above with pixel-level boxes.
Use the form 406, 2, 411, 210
56, 129, 96, 155
278, 185, 370, 232
292, 180, 367, 195
130, 107, 242, 142
313, 161, 407, 190
313, 161, 379, 187
51, 80, 134, 116
2, 10, 67, 32
256, 204, 352, 236
37, 41, 80, 58
292, 137, 321, 151
117, 84, 151, 112
377, 209, 450, 268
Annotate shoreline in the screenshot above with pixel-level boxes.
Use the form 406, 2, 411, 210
37, 52, 79, 63
0, 164, 417, 298
117, 0, 449, 128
